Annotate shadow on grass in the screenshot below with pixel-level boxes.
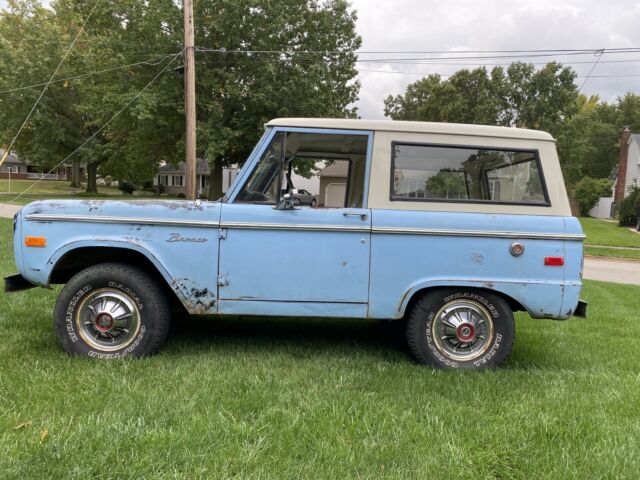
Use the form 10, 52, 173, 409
166, 315, 410, 359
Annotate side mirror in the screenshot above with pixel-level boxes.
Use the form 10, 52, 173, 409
274, 193, 296, 210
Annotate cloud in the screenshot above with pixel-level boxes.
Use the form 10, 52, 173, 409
350, 0, 640, 119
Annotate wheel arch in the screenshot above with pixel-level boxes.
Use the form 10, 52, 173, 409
47, 242, 186, 313
399, 283, 526, 319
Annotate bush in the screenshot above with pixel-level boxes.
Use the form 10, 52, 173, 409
619, 185, 640, 226
176, 192, 186, 199
574, 177, 613, 217
118, 181, 136, 195
142, 180, 154, 192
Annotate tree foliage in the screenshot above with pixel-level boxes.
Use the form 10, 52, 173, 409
0, 0, 361, 195
384, 62, 579, 134
573, 176, 613, 216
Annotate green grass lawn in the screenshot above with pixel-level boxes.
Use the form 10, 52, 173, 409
2, 218, 640, 478
0, 179, 158, 205
580, 217, 640, 248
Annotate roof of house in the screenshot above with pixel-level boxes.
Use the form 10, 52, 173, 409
157, 158, 210, 174
318, 161, 348, 177
630, 133, 640, 145
0, 149, 21, 164
266, 118, 555, 142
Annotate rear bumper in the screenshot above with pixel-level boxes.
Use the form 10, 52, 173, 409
574, 300, 587, 318
4, 274, 37, 293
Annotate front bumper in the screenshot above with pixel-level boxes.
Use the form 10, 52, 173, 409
4, 274, 36, 293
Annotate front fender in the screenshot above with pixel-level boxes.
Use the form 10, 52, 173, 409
45, 240, 173, 286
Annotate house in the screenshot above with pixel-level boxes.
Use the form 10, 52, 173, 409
153, 159, 239, 196
614, 127, 640, 203
590, 128, 640, 219
318, 161, 348, 207
0, 150, 28, 178
154, 159, 325, 199
0, 149, 81, 181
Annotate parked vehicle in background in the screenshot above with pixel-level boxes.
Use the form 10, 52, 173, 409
5, 118, 586, 369
292, 188, 317, 207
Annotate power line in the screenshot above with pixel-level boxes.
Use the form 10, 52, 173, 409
0, 0, 103, 168
8, 51, 183, 204
195, 46, 640, 55
358, 68, 640, 79
578, 49, 605, 92
0, 53, 182, 95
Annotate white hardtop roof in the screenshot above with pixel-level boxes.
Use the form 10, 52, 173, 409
266, 118, 555, 142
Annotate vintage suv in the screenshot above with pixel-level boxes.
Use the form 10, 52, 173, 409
6, 118, 586, 369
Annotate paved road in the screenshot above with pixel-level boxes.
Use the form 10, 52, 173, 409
584, 256, 640, 285
0, 203, 21, 218
1, 202, 639, 285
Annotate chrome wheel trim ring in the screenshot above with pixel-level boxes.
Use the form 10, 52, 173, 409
75, 289, 142, 352
431, 299, 495, 362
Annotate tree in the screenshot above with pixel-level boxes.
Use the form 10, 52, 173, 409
574, 176, 613, 216
194, 0, 361, 199
384, 62, 579, 135
0, 0, 360, 196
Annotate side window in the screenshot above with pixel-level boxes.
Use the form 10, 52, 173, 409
236, 131, 369, 208
391, 143, 549, 205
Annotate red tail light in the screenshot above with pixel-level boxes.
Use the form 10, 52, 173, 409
544, 256, 564, 266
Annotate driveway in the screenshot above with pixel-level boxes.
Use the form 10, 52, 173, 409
584, 256, 640, 285
0, 202, 21, 219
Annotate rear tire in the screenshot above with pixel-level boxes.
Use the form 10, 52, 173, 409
406, 289, 514, 369
53, 263, 170, 358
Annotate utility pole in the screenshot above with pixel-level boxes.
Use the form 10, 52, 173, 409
184, 0, 197, 200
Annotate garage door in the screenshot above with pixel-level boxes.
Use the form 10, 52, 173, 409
325, 182, 346, 207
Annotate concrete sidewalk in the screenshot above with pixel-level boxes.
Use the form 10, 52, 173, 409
584, 256, 640, 285
0, 203, 21, 219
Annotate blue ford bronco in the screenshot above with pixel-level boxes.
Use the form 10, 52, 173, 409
5, 118, 586, 369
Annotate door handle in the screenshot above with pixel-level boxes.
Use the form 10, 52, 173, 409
343, 212, 368, 221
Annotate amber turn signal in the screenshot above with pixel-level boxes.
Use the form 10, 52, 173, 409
24, 236, 47, 248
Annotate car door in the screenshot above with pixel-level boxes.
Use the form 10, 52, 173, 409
217, 127, 373, 316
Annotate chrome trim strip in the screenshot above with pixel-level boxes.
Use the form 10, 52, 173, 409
222, 221, 370, 233
372, 226, 585, 241
25, 213, 586, 240
25, 214, 220, 228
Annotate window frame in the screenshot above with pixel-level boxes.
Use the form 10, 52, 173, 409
389, 141, 551, 207
225, 126, 374, 208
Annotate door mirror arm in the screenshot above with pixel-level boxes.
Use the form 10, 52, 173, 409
274, 192, 297, 211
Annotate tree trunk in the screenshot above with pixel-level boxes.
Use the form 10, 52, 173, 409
69, 159, 81, 188
85, 163, 98, 193
208, 157, 224, 200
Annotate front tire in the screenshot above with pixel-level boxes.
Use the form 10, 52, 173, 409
406, 289, 514, 369
53, 263, 171, 358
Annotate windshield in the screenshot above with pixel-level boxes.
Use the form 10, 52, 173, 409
236, 132, 284, 204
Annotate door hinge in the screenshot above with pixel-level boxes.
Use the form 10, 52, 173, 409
218, 228, 227, 239
217, 274, 229, 287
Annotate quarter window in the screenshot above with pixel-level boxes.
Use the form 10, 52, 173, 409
391, 143, 548, 205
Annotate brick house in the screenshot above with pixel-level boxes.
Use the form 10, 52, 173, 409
614, 127, 640, 202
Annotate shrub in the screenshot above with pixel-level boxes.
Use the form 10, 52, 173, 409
176, 192, 186, 199
142, 180, 154, 192
118, 181, 136, 195
619, 185, 640, 226
574, 177, 613, 217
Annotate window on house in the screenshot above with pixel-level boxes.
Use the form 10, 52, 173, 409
173, 175, 183, 187
391, 143, 548, 205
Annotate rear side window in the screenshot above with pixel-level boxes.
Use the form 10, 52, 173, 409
391, 143, 549, 205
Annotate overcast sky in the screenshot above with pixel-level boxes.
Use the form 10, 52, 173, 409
351, 0, 640, 118
2, 0, 639, 120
